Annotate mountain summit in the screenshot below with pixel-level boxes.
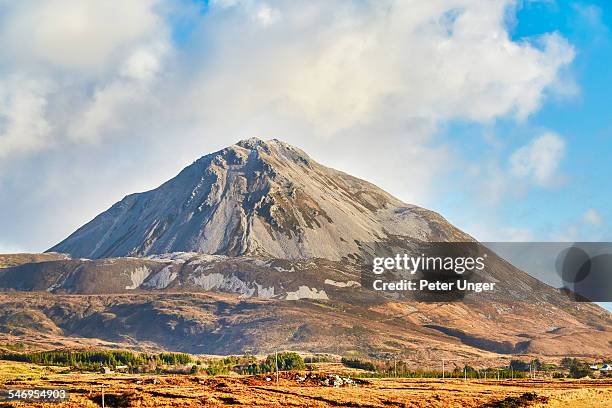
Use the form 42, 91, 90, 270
49, 138, 468, 259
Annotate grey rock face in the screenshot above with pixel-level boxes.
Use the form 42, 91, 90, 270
49, 138, 469, 259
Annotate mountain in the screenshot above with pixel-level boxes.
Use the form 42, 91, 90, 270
49, 138, 468, 260
0, 138, 610, 359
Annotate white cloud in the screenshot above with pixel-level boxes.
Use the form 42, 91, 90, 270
0, 76, 52, 158
0, 0, 162, 74
121, 46, 165, 82
0, 0, 168, 152
582, 208, 603, 227
573, 3, 608, 37
254, 4, 281, 26
509, 132, 566, 187
184, 1, 574, 134
0, 0, 578, 250
0, 1, 575, 160
67, 81, 140, 143
68, 41, 169, 143
551, 209, 606, 241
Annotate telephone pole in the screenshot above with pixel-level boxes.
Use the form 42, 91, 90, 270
100, 385, 109, 408
275, 351, 279, 385
394, 356, 397, 379
442, 359, 445, 380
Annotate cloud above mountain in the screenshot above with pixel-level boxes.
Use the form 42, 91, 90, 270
0, 0, 577, 251
509, 132, 566, 187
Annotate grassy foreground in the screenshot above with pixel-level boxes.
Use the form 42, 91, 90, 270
0, 360, 611, 407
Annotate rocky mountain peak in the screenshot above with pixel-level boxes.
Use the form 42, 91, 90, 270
49, 138, 467, 259
229, 137, 312, 169
235, 136, 267, 148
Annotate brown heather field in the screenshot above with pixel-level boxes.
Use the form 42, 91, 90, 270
0, 361, 610, 407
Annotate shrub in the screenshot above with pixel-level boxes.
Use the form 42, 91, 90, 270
560, 357, 591, 378
569, 363, 591, 378
341, 357, 376, 371
304, 354, 334, 363
509, 359, 529, 371
552, 372, 565, 378
264, 352, 305, 372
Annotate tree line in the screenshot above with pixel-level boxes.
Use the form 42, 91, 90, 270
0, 350, 192, 372
0, 349, 603, 379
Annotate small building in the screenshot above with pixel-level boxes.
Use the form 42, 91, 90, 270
600, 364, 612, 372
116, 365, 129, 372
101, 366, 113, 374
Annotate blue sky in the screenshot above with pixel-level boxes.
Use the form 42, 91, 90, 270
434, 0, 612, 242
513, 0, 611, 239
0, 0, 610, 254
